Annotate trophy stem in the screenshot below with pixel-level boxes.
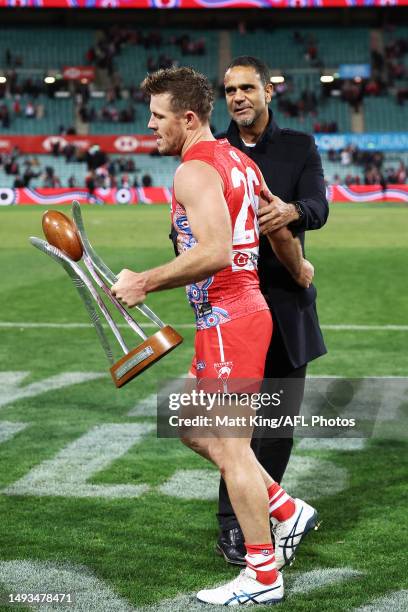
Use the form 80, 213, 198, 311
72, 200, 166, 329
83, 254, 148, 341
30, 238, 129, 355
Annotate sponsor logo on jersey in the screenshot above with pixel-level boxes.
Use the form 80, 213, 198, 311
196, 361, 206, 371
214, 361, 233, 381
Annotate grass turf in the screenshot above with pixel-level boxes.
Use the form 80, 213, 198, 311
0, 202, 407, 611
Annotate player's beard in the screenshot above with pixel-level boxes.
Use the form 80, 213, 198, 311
157, 133, 183, 156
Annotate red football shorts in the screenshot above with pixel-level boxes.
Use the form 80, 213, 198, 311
189, 309, 272, 384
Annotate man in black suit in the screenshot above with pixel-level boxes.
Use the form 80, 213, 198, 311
217, 56, 328, 564
171, 55, 328, 565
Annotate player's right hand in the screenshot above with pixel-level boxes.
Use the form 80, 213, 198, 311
295, 258, 314, 288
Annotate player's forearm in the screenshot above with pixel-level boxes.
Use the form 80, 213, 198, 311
266, 227, 303, 279
143, 244, 231, 293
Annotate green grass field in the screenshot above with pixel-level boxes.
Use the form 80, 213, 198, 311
0, 203, 407, 611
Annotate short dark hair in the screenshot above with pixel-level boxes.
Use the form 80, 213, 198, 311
226, 56, 271, 86
141, 66, 214, 122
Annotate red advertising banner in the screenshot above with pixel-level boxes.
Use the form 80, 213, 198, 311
0, 135, 157, 155
0, 185, 407, 207
0, 0, 406, 8
0, 187, 172, 206
62, 66, 96, 81
328, 184, 408, 202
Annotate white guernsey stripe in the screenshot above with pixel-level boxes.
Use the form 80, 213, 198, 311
1, 321, 408, 331
215, 324, 225, 362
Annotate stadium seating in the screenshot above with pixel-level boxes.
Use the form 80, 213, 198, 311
1, 25, 406, 136
0, 153, 179, 189
363, 97, 407, 132
1, 152, 407, 189
231, 27, 370, 70
0, 27, 93, 68
2, 96, 74, 134
114, 28, 219, 87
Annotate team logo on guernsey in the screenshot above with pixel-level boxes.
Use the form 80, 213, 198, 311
197, 361, 206, 371
214, 361, 233, 381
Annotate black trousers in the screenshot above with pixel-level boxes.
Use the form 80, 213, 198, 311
217, 324, 307, 531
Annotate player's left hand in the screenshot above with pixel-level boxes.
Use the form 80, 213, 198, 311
111, 269, 147, 307
258, 188, 298, 234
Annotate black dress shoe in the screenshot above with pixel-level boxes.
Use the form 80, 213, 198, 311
216, 527, 246, 566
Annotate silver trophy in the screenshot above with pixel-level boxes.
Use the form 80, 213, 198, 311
30, 200, 183, 387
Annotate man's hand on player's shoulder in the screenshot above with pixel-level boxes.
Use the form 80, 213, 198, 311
111, 269, 148, 307
258, 187, 299, 234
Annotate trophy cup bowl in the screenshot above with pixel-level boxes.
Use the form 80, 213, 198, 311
30, 203, 183, 387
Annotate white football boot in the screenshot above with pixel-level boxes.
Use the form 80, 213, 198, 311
271, 498, 319, 570
196, 567, 284, 606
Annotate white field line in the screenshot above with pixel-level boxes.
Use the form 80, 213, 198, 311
1, 321, 408, 331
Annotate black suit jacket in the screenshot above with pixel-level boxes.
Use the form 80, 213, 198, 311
170, 111, 329, 369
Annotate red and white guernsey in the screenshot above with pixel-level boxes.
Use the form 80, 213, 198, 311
172, 139, 268, 330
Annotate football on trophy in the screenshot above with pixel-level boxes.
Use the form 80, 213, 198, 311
42, 210, 83, 262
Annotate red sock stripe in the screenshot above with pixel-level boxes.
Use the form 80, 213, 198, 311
267, 483, 281, 498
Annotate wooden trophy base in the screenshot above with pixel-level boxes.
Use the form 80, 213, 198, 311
110, 325, 183, 388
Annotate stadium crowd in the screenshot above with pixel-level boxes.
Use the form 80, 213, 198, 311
0, 144, 153, 190
1, 24, 407, 131
327, 145, 407, 185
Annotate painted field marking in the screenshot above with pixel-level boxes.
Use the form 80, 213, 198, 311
0, 371, 106, 409
158, 454, 348, 502
1, 321, 408, 331
282, 455, 348, 500
354, 590, 408, 611
0, 560, 135, 612
3, 423, 154, 499
297, 438, 367, 451
137, 567, 363, 611
0, 561, 363, 612
0, 421, 28, 444
158, 469, 219, 501
128, 380, 185, 417
128, 394, 157, 417
286, 567, 362, 596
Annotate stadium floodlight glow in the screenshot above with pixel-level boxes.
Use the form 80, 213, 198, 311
0, 76, 7, 84
320, 75, 334, 83
29, 202, 183, 388
44, 76, 56, 84
271, 76, 285, 84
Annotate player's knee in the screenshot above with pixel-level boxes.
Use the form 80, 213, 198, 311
208, 439, 244, 474
180, 434, 208, 456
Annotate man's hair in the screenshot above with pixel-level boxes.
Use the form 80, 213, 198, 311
226, 56, 271, 86
141, 66, 214, 122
